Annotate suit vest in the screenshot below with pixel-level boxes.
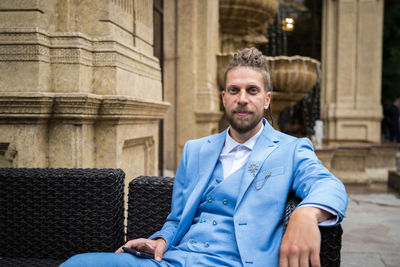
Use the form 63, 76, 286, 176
172, 160, 245, 266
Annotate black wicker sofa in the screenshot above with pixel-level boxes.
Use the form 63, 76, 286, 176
0, 169, 342, 267
0, 168, 125, 267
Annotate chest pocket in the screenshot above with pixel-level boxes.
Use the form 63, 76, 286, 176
254, 166, 284, 189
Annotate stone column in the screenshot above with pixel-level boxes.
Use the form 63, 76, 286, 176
321, 0, 383, 144
0, 0, 169, 186
163, 0, 222, 172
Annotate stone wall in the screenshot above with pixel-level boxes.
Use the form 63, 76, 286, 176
163, 0, 222, 173
316, 144, 398, 184
0, 0, 169, 191
321, 0, 383, 144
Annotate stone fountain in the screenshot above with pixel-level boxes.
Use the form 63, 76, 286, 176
266, 55, 320, 127
219, 0, 279, 52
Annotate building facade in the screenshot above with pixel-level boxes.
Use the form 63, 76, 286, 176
0, 0, 388, 183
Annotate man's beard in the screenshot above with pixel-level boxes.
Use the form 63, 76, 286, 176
226, 111, 263, 134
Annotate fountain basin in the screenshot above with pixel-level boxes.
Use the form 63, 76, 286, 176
266, 55, 320, 93
219, 0, 279, 51
219, 0, 279, 36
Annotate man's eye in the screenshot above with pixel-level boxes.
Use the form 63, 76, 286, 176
248, 87, 259, 94
228, 87, 239, 94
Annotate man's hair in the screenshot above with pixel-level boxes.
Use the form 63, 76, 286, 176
224, 47, 271, 91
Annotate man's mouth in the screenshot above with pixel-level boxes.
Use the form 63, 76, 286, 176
233, 110, 252, 117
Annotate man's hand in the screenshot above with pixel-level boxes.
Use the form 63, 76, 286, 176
115, 237, 167, 262
279, 207, 332, 267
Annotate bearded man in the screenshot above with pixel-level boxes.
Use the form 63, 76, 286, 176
62, 47, 347, 267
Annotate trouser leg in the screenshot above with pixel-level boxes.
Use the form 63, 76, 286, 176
60, 252, 164, 267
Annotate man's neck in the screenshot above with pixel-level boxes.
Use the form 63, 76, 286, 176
229, 120, 263, 144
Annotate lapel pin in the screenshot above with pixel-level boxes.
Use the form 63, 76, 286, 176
248, 163, 259, 175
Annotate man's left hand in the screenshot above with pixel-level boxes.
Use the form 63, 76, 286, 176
279, 206, 332, 267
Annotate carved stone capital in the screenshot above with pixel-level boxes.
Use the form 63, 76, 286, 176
52, 94, 102, 120
0, 93, 169, 124
0, 93, 53, 123
99, 96, 170, 123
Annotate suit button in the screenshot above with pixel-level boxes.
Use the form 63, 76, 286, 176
213, 220, 217, 225
222, 199, 228, 205
204, 242, 210, 247
207, 197, 214, 203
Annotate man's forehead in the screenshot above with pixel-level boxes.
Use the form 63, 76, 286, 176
226, 67, 264, 80
225, 67, 265, 90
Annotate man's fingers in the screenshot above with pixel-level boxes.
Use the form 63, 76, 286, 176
115, 238, 147, 253
310, 249, 320, 267
299, 251, 309, 267
153, 239, 166, 262
288, 246, 300, 267
115, 237, 166, 262
279, 245, 289, 267
144, 241, 156, 252
279, 254, 288, 267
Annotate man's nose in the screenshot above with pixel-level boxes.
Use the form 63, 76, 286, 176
238, 89, 249, 104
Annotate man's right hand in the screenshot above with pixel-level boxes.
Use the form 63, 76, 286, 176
115, 237, 167, 262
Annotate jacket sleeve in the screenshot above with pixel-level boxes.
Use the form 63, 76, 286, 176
291, 138, 348, 222
148, 141, 190, 249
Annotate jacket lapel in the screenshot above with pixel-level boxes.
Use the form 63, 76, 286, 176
235, 121, 280, 210
174, 130, 226, 243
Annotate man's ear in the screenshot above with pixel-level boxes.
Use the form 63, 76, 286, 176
221, 90, 226, 107
264, 91, 271, 110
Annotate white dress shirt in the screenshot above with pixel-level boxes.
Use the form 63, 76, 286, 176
219, 125, 338, 226
219, 126, 263, 179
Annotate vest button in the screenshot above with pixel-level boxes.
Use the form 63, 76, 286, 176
207, 197, 214, 203
204, 242, 210, 247
223, 199, 228, 205
213, 220, 217, 225
189, 239, 196, 244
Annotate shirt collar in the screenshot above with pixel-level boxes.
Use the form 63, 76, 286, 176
223, 124, 264, 153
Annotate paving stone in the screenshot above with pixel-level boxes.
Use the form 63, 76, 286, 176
341, 252, 386, 267
341, 185, 400, 267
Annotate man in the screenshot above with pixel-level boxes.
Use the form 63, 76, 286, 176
62, 48, 348, 266
384, 97, 400, 142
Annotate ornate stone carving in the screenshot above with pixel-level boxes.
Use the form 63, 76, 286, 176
52, 94, 102, 120
0, 93, 53, 122
0, 93, 169, 123
100, 96, 170, 122
0, 44, 50, 62
0, 28, 161, 81
51, 48, 92, 65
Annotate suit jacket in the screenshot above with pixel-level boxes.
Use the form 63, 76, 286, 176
150, 119, 348, 266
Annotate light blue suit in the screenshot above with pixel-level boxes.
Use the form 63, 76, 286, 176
62, 119, 348, 266
150, 119, 348, 265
